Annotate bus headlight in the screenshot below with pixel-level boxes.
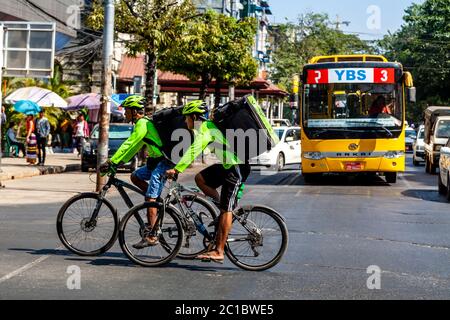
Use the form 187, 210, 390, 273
384, 151, 404, 159
303, 152, 325, 160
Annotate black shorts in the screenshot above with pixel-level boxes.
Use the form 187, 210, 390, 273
199, 164, 251, 212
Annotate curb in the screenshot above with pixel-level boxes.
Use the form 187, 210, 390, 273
0, 163, 81, 182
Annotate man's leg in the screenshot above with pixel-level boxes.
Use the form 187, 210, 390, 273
197, 165, 250, 262
131, 173, 148, 193
133, 161, 170, 249
37, 137, 42, 163
195, 173, 219, 201
195, 164, 224, 202
41, 137, 47, 164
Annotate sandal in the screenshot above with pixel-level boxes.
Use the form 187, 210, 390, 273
196, 252, 224, 264
132, 236, 160, 249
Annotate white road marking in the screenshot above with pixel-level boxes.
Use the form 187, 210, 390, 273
0, 246, 62, 284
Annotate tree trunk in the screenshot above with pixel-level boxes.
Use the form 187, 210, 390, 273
199, 73, 211, 101
145, 50, 157, 114
214, 78, 222, 108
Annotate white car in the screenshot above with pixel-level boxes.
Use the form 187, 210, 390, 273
405, 127, 417, 153
250, 126, 301, 171
270, 119, 292, 127
413, 125, 425, 166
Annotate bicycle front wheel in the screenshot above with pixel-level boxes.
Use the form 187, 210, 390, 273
226, 206, 288, 271
119, 203, 184, 267
56, 193, 118, 256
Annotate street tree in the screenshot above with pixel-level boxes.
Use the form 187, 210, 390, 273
87, 0, 196, 110
159, 10, 257, 106
378, 0, 450, 122
270, 13, 372, 93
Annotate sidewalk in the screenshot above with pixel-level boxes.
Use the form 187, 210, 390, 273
0, 153, 81, 182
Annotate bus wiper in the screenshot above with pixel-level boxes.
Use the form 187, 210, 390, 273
310, 128, 366, 138
345, 121, 394, 137
372, 125, 393, 137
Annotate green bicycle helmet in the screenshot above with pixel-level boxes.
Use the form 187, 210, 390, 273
121, 95, 145, 109
182, 100, 208, 117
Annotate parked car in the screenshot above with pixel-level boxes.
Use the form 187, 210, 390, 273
438, 138, 450, 201
250, 126, 301, 171
413, 125, 425, 166
270, 119, 292, 127
81, 123, 143, 172
405, 127, 417, 153
423, 106, 450, 174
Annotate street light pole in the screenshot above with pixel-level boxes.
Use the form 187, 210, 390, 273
96, 0, 115, 191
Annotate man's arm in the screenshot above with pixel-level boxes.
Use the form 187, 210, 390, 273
110, 120, 147, 165
174, 123, 213, 173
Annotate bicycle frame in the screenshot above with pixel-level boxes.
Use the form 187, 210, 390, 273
165, 180, 214, 241
87, 174, 147, 228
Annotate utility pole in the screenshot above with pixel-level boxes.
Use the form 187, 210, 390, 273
332, 15, 350, 31
97, 0, 115, 191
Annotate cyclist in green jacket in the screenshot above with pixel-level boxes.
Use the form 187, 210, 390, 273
99, 95, 171, 248
166, 100, 251, 264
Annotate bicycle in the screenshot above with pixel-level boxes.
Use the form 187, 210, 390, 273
120, 176, 289, 271
56, 172, 217, 259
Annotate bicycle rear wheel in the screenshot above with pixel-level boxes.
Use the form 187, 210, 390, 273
119, 202, 183, 267
225, 205, 288, 271
175, 195, 217, 259
56, 193, 118, 256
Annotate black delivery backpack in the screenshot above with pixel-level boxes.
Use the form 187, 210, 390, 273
211, 94, 279, 162
151, 106, 190, 161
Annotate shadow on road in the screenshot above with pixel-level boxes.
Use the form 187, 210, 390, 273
247, 170, 392, 187
401, 189, 449, 203
8, 247, 236, 272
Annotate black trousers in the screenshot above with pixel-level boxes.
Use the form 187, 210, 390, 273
37, 136, 47, 164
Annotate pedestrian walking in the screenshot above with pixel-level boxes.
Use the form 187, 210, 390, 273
35, 111, 51, 165
25, 115, 37, 165
73, 114, 89, 156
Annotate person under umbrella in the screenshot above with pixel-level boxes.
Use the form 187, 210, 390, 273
25, 113, 38, 165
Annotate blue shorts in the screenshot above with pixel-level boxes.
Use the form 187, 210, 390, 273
132, 160, 173, 199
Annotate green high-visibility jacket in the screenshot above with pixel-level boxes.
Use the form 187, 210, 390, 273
174, 120, 241, 173
110, 117, 162, 165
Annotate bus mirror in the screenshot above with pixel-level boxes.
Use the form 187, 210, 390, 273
407, 87, 416, 103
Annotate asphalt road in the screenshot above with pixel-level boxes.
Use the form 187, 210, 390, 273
1, 155, 449, 300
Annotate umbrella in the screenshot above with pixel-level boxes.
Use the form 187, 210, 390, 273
66, 93, 101, 110
13, 100, 41, 115
5, 86, 68, 109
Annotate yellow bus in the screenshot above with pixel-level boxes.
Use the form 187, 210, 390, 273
300, 55, 416, 183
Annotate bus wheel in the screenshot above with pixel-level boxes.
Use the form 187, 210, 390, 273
385, 172, 397, 184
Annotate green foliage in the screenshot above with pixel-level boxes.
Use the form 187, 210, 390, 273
270, 13, 372, 93
378, 0, 450, 122
159, 10, 257, 104
2, 64, 71, 134
87, 0, 197, 107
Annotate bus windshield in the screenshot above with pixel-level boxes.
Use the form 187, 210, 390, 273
303, 83, 403, 139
